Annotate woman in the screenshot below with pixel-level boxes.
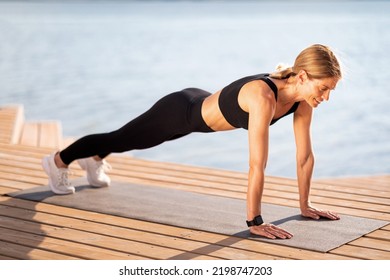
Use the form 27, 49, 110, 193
42, 44, 342, 240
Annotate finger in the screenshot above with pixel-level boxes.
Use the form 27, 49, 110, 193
301, 208, 318, 219
306, 211, 320, 220
268, 225, 293, 239
328, 211, 340, 220
313, 209, 338, 220
259, 230, 277, 240
264, 227, 283, 239
250, 227, 276, 239
270, 225, 293, 238
322, 211, 340, 220
263, 232, 277, 240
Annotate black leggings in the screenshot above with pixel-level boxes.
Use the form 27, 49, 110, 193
59, 88, 215, 165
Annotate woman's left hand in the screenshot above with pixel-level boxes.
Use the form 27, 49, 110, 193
301, 205, 340, 220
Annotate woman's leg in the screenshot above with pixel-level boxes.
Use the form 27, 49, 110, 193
43, 88, 213, 194
59, 91, 197, 165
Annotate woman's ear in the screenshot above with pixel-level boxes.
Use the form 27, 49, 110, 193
297, 70, 309, 84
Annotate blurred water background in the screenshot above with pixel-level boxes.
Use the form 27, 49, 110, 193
1, 0, 389, 178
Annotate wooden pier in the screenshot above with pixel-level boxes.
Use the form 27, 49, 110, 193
0, 104, 389, 260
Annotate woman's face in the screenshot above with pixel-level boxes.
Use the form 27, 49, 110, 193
303, 77, 339, 108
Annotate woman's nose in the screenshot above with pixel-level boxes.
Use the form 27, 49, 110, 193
322, 91, 330, 101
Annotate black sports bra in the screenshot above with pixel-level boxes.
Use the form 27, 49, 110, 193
218, 73, 300, 129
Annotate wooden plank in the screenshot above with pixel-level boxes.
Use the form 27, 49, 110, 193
110, 164, 248, 189
0, 226, 147, 260
0, 254, 18, 260
0, 240, 78, 260
382, 224, 390, 231
307, 195, 390, 213
315, 177, 389, 192
338, 176, 390, 188
0, 142, 53, 155
111, 155, 248, 179
349, 237, 390, 251
0, 170, 48, 186
269, 183, 390, 205
0, 145, 48, 157
0, 105, 63, 148
38, 121, 63, 149
0, 186, 19, 195
365, 230, 390, 241
0, 105, 24, 145
0, 156, 52, 171
311, 183, 390, 199
0, 136, 10, 143
0, 164, 48, 179
0, 157, 83, 176
329, 244, 390, 260
19, 122, 39, 147
11, 105, 25, 145
0, 178, 43, 191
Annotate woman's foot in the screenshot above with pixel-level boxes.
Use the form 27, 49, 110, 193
77, 157, 111, 187
42, 153, 75, 195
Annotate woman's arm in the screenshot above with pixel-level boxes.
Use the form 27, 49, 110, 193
293, 102, 340, 220
245, 82, 293, 239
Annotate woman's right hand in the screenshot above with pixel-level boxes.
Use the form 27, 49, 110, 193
249, 224, 293, 239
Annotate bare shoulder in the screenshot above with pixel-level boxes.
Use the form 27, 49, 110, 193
239, 80, 276, 112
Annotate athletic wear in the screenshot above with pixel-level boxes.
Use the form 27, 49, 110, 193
78, 158, 112, 187
60, 88, 213, 165
42, 153, 75, 194
58, 75, 300, 166
218, 73, 300, 129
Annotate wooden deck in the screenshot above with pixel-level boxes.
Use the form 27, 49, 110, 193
0, 104, 389, 260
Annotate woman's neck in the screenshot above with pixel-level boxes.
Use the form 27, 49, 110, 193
270, 77, 302, 105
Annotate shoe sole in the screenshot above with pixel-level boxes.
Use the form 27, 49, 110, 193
42, 156, 75, 195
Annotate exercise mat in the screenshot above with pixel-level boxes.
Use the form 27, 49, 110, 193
7, 179, 388, 253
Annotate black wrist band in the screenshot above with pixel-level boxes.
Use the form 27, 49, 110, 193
246, 215, 264, 227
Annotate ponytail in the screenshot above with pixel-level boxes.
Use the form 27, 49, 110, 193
269, 44, 342, 80
269, 63, 295, 79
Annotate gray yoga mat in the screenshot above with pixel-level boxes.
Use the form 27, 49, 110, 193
7, 179, 388, 253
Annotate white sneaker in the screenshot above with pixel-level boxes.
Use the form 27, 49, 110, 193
78, 157, 111, 187
42, 153, 75, 195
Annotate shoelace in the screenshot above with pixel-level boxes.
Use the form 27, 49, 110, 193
95, 160, 112, 175
57, 168, 73, 187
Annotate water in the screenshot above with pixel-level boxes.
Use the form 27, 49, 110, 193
1, 0, 389, 178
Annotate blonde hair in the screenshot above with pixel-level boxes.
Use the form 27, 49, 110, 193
270, 44, 342, 80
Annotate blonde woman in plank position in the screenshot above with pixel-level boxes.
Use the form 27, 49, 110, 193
43, 44, 342, 239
